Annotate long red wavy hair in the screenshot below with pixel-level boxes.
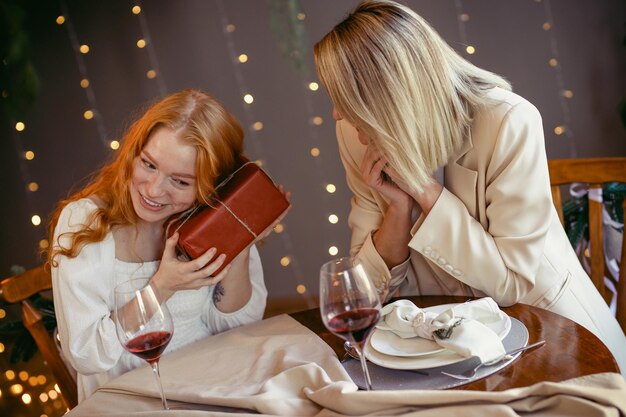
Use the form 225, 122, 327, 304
47, 89, 244, 266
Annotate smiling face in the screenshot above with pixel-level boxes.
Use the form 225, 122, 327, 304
130, 126, 198, 226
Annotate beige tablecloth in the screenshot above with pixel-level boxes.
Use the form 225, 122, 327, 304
68, 314, 626, 417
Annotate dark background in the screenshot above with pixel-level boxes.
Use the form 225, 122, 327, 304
2, 0, 626, 311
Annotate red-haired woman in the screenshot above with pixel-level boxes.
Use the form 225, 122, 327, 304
48, 89, 272, 401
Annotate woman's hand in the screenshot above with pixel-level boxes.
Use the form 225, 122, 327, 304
361, 145, 413, 210
150, 232, 232, 302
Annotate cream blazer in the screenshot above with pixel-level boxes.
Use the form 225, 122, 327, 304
336, 88, 626, 373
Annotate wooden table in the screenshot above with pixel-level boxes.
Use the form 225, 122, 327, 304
290, 295, 619, 391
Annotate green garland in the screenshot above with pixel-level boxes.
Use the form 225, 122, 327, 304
562, 182, 626, 249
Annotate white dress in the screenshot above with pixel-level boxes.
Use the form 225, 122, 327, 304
51, 199, 268, 402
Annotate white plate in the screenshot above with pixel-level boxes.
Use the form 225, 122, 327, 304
370, 330, 445, 357
365, 303, 512, 370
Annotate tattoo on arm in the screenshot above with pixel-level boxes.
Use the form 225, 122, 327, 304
213, 282, 225, 303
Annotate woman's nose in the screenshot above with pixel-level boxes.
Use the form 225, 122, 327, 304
332, 108, 342, 121
146, 174, 165, 197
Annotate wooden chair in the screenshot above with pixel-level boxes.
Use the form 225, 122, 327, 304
547, 157, 626, 333
0, 265, 78, 408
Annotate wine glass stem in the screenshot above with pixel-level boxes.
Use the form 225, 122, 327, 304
355, 342, 373, 390
151, 362, 169, 410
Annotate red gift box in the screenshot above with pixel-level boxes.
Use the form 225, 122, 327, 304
166, 160, 290, 274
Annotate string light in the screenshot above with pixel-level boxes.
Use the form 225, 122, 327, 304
27, 182, 38, 192
24, 151, 35, 160
328, 214, 339, 224
308, 82, 319, 91
31, 215, 41, 226
311, 116, 323, 125
216, 0, 310, 302
110, 140, 120, 150
310, 147, 320, 157
325, 184, 336, 193
15, 121, 25, 131
328, 246, 339, 256
79, 44, 89, 54
56, 15, 65, 25
454, 0, 475, 55
132, 0, 167, 95
539, 0, 575, 153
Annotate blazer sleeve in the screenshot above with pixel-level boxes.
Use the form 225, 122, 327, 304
409, 100, 552, 306
51, 200, 126, 375
336, 120, 411, 298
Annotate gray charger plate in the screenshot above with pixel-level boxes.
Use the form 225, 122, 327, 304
342, 317, 529, 390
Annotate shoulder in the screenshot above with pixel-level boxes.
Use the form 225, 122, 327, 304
479, 87, 541, 125
56, 198, 101, 234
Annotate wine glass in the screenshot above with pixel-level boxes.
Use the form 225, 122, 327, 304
114, 278, 173, 410
320, 257, 382, 390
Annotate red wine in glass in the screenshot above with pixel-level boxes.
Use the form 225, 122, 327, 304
326, 308, 381, 344
126, 331, 173, 364
115, 278, 174, 410
320, 257, 382, 390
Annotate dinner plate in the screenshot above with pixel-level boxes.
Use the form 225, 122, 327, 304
365, 303, 512, 369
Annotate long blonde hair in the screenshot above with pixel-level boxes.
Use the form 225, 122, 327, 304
47, 89, 244, 265
314, 0, 511, 193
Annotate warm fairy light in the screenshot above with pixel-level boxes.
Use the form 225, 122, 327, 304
56, 15, 65, 25
549, 58, 558, 67
308, 82, 319, 91
328, 246, 339, 256
40, 392, 49, 402
0, 309, 5, 319
110, 140, 120, 150
312, 116, 323, 125
132, 5, 141, 14
28, 182, 39, 192
0, 342, 5, 352
80, 78, 89, 88
32, 215, 42, 226
37, 375, 46, 385
48, 390, 58, 400
554, 126, 565, 135
21, 393, 32, 404
83, 110, 94, 120
542, 22, 551, 30
136, 39, 146, 48
79, 44, 90, 54
310, 147, 320, 157
280, 256, 291, 266
274, 223, 284, 233
39, 239, 49, 249
0, 388, 2, 398
15, 121, 25, 131
296, 284, 306, 294
562, 90, 574, 98
146, 70, 157, 79
226, 24, 236, 33
466, 45, 475, 54
28, 376, 37, 386
328, 214, 339, 224
243, 94, 254, 104
19, 371, 29, 381
25, 151, 35, 160
6, 370, 15, 380
10, 384, 23, 394
326, 184, 336, 193
238, 54, 248, 63
252, 121, 263, 131
297, 12, 306, 20
460, 13, 469, 22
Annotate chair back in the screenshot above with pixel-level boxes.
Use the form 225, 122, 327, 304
547, 157, 626, 333
0, 265, 78, 408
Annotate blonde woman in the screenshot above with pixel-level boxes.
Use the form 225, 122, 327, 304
48, 89, 271, 401
314, 0, 626, 374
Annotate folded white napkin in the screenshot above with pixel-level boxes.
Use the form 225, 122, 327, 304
377, 297, 506, 363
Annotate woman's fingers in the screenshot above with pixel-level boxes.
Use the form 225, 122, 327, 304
162, 232, 180, 260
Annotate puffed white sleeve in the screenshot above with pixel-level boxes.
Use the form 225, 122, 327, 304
203, 244, 267, 333
51, 199, 125, 375
336, 120, 411, 299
